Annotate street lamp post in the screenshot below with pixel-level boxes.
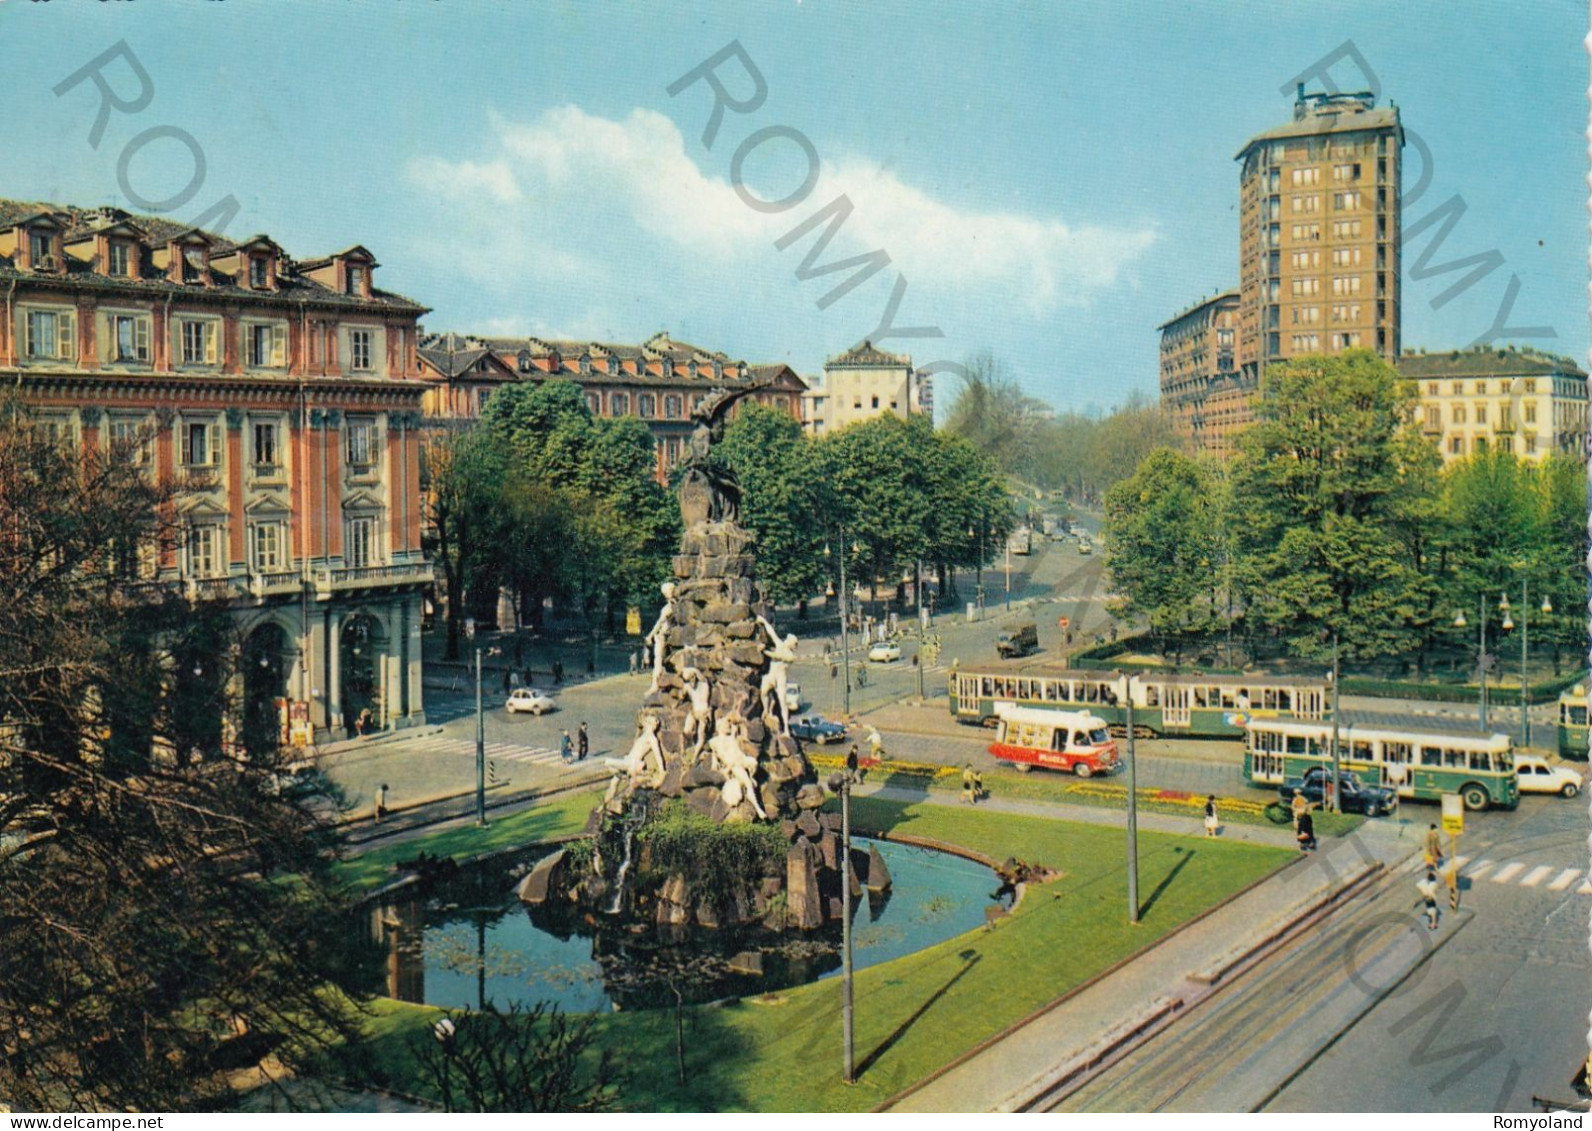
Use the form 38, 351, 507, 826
464, 619, 497, 827
1453, 597, 1490, 730
1119, 673, 1139, 924
826, 535, 851, 717
1498, 582, 1551, 747
828, 759, 859, 1084
1326, 632, 1342, 814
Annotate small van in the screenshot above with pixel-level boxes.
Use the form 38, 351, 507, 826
996, 623, 1038, 659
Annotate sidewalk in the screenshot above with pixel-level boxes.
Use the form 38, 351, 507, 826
882, 814, 1418, 1112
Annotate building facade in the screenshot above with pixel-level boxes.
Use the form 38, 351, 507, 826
1157, 290, 1239, 449
804, 341, 924, 435
1399, 347, 1589, 463
0, 198, 432, 742
418, 331, 806, 481
1236, 88, 1402, 383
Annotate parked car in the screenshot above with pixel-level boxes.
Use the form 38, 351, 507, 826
784, 681, 802, 712
1515, 753, 1582, 797
868, 641, 902, 663
996, 623, 1038, 659
790, 715, 847, 745
505, 687, 557, 715
1050, 527, 1070, 542
1278, 766, 1397, 817
1077, 537, 1093, 555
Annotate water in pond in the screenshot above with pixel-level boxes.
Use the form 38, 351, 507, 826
360, 839, 997, 1013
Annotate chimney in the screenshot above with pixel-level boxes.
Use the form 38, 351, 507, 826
1297, 82, 1305, 102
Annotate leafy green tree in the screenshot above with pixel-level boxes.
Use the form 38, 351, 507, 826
1523, 453, 1585, 672
1232, 351, 1428, 662
716, 403, 827, 604
423, 426, 506, 660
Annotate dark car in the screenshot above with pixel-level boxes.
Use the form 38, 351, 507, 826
1278, 766, 1397, 817
790, 715, 847, 745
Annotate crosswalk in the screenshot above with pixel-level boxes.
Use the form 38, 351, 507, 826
424, 736, 570, 783
1453, 855, 1592, 895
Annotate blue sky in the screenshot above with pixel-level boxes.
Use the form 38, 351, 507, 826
3, 0, 1584, 416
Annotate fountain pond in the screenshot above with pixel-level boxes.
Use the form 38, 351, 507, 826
357, 839, 1001, 1013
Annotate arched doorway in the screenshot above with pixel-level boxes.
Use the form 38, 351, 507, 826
242, 622, 291, 760
340, 613, 388, 736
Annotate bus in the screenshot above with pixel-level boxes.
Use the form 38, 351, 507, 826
1244, 712, 1519, 811
1007, 527, 1032, 556
948, 667, 1328, 738
1558, 684, 1588, 761
991, 706, 1118, 776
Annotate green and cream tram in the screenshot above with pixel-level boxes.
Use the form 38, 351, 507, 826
1558, 684, 1588, 761
949, 668, 1328, 738
1244, 712, 1519, 811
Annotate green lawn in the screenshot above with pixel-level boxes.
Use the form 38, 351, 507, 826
350, 795, 1292, 1112
331, 789, 605, 894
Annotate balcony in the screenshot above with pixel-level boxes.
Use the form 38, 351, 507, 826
249, 570, 305, 599
313, 559, 433, 599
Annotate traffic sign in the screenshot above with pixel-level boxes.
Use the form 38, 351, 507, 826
1440, 792, 1464, 835
1058, 616, 1070, 629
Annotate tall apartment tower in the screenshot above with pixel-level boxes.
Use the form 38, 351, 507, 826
1235, 87, 1403, 383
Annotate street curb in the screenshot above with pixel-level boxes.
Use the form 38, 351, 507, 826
341, 773, 610, 846
996, 995, 1186, 1113
872, 850, 1315, 1112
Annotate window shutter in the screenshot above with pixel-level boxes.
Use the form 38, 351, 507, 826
24, 313, 37, 357
57, 311, 76, 360
136, 317, 150, 361
271, 324, 286, 367
204, 323, 217, 365
208, 423, 220, 466
180, 422, 193, 465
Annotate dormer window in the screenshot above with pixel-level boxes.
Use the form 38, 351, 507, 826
713, 360, 724, 380
346, 264, 366, 296
28, 231, 55, 271
580, 355, 592, 376
662, 357, 675, 378
182, 248, 205, 283
107, 242, 132, 278
250, 256, 268, 288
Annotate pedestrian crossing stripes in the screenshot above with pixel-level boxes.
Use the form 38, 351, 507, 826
427, 736, 567, 768
1450, 856, 1592, 896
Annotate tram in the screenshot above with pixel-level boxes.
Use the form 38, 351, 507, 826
1557, 684, 1588, 761
949, 667, 1328, 738
1243, 712, 1519, 811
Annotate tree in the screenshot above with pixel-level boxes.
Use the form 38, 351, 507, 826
1103, 448, 1225, 661
943, 352, 1050, 479
1520, 453, 1584, 672
1232, 351, 1428, 662
716, 403, 827, 604
412, 1002, 620, 1113
0, 400, 364, 1110
423, 427, 505, 659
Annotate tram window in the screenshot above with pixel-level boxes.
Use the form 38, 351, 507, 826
981, 678, 994, 697
1570, 705, 1588, 726
1262, 688, 1278, 710
1279, 689, 1293, 710
1497, 751, 1512, 771
1443, 748, 1466, 768
1015, 679, 1028, 699
1468, 751, 1491, 772
1193, 687, 1208, 708
1235, 688, 1252, 710
1041, 680, 1057, 702
1385, 742, 1411, 764
1351, 740, 1373, 761
1419, 745, 1441, 766
1286, 735, 1308, 754
1144, 685, 1160, 707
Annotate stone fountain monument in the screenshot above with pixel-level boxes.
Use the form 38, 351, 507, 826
523, 389, 889, 931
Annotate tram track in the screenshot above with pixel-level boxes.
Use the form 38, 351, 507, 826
1020, 862, 1460, 1112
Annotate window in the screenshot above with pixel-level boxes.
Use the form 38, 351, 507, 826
1290, 333, 1320, 351
24, 309, 75, 360
182, 248, 205, 282
348, 329, 373, 371
249, 256, 268, 288
1290, 168, 1320, 186
345, 517, 375, 567
638, 393, 656, 417
1329, 331, 1361, 349
111, 314, 150, 362
1451, 381, 1463, 396
1331, 247, 1361, 266
610, 392, 630, 416
28, 231, 51, 266
250, 522, 283, 571
1330, 275, 1361, 296
585, 392, 601, 414
1450, 436, 1463, 455
180, 319, 216, 365
1290, 278, 1320, 296
1474, 381, 1487, 396
346, 265, 365, 296
1332, 163, 1360, 182
1452, 405, 1467, 425
1475, 404, 1487, 425
252, 421, 278, 468
1331, 219, 1362, 239
246, 323, 286, 368
1291, 250, 1319, 269
664, 394, 682, 419
186, 525, 222, 578
1332, 190, 1361, 210
1524, 378, 1537, 394
1526, 433, 1538, 455
181, 420, 217, 467
108, 417, 149, 464
1425, 406, 1441, 430
345, 419, 374, 467
1291, 306, 1320, 325
108, 242, 132, 277
34, 417, 73, 449
1525, 402, 1537, 423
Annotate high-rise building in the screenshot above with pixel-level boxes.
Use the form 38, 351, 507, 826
1157, 290, 1239, 449
1236, 87, 1403, 382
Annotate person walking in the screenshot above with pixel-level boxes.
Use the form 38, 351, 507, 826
972, 768, 985, 804
560, 730, 574, 764
866, 726, 883, 764
553, 660, 564, 685
502, 668, 512, 696
577, 722, 589, 761
629, 650, 638, 677
1424, 823, 1444, 870
1291, 790, 1310, 831
374, 783, 389, 824
1417, 868, 1440, 930
1203, 795, 1219, 837
1296, 809, 1316, 852
962, 763, 977, 805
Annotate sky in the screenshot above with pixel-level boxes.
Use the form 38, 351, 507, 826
1, 0, 1584, 418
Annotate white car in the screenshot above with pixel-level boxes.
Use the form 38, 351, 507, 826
868, 641, 902, 663
784, 682, 802, 712
505, 687, 557, 716
1515, 753, 1582, 798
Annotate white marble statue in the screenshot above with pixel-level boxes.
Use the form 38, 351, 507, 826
707, 715, 766, 819
644, 581, 678, 693
681, 666, 713, 762
756, 613, 798, 735
603, 711, 666, 806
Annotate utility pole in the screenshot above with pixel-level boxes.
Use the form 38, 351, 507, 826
1122, 672, 1139, 924
1328, 632, 1342, 814
474, 645, 486, 826
829, 763, 858, 1084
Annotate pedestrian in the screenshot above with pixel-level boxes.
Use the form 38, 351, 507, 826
560, 730, 573, 764
1417, 868, 1440, 930
1203, 795, 1219, 837
587, 656, 596, 677
1424, 823, 1443, 869
577, 722, 589, 761
1065, 630, 1073, 646
973, 768, 985, 804
502, 668, 512, 696
866, 726, 883, 764
629, 650, 638, 676
356, 707, 372, 737
510, 668, 521, 689
1291, 791, 1310, 831
1296, 810, 1316, 852
374, 782, 389, 824
553, 660, 564, 685
1445, 860, 1461, 912
962, 763, 977, 805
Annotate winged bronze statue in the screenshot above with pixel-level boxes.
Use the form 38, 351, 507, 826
678, 386, 752, 527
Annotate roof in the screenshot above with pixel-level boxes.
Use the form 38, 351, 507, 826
1236, 103, 1400, 160
994, 704, 1110, 728
1396, 347, 1586, 381
1157, 288, 1241, 332
825, 340, 912, 369
0, 196, 427, 314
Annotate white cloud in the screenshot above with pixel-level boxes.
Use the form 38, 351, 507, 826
403, 103, 1156, 333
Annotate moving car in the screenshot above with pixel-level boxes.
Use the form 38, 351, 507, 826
1277, 766, 1397, 817
990, 705, 1118, 776
790, 715, 847, 745
1077, 537, 1093, 555
784, 681, 803, 712
995, 623, 1038, 659
1515, 753, 1582, 798
505, 687, 557, 715
868, 641, 902, 663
